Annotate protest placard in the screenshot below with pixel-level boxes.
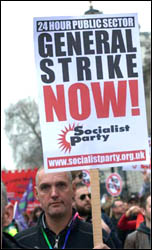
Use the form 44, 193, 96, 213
33, 13, 150, 246
82, 169, 90, 187
106, 173, 122, 196
33, 13, 150, 173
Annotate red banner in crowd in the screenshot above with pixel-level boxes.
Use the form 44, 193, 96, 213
2, 168, 40, 212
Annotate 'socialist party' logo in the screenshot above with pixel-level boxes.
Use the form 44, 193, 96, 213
58, 123, 130, 153
58, 124, 76, 153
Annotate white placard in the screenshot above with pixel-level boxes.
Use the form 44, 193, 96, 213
33, 13, 150, 173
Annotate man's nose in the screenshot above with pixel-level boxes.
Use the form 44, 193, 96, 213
86, 195, 91, 201
50, 186, 59, 198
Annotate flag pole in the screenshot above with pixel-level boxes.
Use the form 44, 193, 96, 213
13, 201, 18, 218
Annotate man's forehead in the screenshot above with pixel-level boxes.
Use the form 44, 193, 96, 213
38, 170, 69, 183
76, 186, 88, 195
115, 200, 123, 206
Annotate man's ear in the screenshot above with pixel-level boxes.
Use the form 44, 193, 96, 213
2, 203, 14, 227
34, 186, 39, 201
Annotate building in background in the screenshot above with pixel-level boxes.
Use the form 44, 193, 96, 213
140, 32, 151, 136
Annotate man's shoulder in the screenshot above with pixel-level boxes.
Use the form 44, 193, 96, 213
125, 229, 146, 245
14, 225, 42, 249
15, 225, 39, 240
76, 218, 93, 234
126, 229, 138, 239
3, 232, 25, 249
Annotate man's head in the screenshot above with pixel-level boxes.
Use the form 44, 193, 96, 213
112, 199, 125, 218
140, 194, 151, 227
145, 195, 151, 225
128, 193, 139, 207
35, 168, 73, 220
73, 182, 91, 217
1, 182, 14, 229
71, 171, 84, 192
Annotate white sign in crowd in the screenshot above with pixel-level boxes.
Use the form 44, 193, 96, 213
106, 173, 122, 197
33, 13, 150, 173
123, 137, 151, 172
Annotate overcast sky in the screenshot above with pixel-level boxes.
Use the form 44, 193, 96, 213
2, 1, 151, 170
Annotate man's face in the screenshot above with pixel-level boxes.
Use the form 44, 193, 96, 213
72, 172, 83, 191
74, 186, 91, 216
113, 200, 125, 216
145, 196, 151, 222
35, 170, 73, 219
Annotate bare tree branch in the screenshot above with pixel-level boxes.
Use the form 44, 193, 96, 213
5, 98, 43, 169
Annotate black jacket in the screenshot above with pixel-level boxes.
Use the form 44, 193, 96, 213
2, 232, 26, 249
85, 212, 121, 248
15, 212, 115, 249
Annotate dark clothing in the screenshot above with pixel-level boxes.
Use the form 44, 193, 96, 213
84, 211, 121, 248
15, 212, 115, 249
102, 212, 122, 248
2, 232, 25, 249
124, 222, 151, 249
111, 216, 120, 230
115, 214, 137, 247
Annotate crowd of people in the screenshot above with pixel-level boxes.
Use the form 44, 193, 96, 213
1, 168, 151, 249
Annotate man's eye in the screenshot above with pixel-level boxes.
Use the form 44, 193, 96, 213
57, 182, 66, 189
40, 184, 50, 191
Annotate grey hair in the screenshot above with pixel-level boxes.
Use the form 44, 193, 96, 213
35, 167, 72, 186
1, 182, 8, 213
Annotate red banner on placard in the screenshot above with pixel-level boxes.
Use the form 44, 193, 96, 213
2, 168, 40, 212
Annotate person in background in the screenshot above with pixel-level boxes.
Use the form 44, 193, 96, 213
110, 199, 126, 230
117, 194, 142, 247
3, 212, 29, 235
1, 182, 26, 249
71, 170, 84, 192
73, 182, 122, 248
28, 206, 43, 227
101, 194, 113, 217
127, 193, 140, 207
3, 215, 19, 236
124, 194, 151, 249
15, 168, 110, 249
139, 171, 151, 198
22, 212, 30, 226
73, 183, 110, 228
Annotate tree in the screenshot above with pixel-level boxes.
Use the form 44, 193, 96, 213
5, 98, 43, 169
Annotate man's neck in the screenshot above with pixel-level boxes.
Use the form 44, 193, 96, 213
80, 215, 89, 221
45, 211, 73, 235
114, 214, 122, 219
